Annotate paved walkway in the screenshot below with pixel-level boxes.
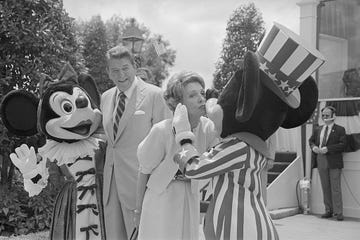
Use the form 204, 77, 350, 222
274, 214, 360, 240
1, 213, 359, 239
199, 213, 359, 240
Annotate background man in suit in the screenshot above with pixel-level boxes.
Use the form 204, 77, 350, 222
309, 106, 346, 221
101, 45, 171, 239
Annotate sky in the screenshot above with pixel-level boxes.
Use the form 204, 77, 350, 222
63, 0, 301, 88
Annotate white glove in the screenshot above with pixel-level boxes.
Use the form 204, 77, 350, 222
24, 177, 47, 197
172, 103, 195, 145
10, 144, 38, 179
24, 161, 49, 196
205, 98, 223, 136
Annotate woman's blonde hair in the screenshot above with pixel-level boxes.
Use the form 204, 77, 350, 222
163, 71, 205, 111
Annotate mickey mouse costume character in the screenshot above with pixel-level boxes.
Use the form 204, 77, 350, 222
1, 63, 106, 240
173, 22, 325, 240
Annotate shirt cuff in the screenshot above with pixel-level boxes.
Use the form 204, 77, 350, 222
174, 143, 199, 173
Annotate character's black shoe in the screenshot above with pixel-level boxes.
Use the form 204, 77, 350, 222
321, 212, 333, 218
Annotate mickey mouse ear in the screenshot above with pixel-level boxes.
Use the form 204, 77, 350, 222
281, 76, 318, 128
1, 90, 39, 136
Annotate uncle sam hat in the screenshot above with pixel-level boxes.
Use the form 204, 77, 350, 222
256, 22, 325, 108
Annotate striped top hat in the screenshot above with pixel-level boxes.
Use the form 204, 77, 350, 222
256, 22, 325, 108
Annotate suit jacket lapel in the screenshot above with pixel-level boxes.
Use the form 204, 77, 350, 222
326, 124, 336, 145
114, 78, 147, 142
318, 126, 323, 146
135, 78, 146, 109
319, 124, 336, 146
103, 87, 117, 145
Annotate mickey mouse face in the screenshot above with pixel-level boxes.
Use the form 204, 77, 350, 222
1, 67, 102, 143
44, 86, 101, 141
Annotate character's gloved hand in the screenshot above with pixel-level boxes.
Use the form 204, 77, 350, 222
172, 103, 195, 145
10, 144, 38, 179
205, 98, 223, 136
24, 157, 49, 197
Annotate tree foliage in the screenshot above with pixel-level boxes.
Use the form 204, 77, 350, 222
105, 15, 126, 48
141, 34, 176, 87
0, 2, 82, 234
79, 15, 176, 89
213, 3, 265, 90
0, 0, 84, 193
127, 18, 176, 87
81, 15, 112, 93
0, 178, 58, 236
0, 0, 84, 94
113, 17, 176, 87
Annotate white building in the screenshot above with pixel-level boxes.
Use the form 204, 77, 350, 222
267, 0, 360, 219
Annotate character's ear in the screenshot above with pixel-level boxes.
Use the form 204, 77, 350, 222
1, 90, 39, 136
235, 51, 260, 122
39, 73, 54, 96
78, 73, 101, 107
281, 76, 318, 128
58, 62, 78, 83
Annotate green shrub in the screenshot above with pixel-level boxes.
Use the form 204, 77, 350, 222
0, 175, 62, 236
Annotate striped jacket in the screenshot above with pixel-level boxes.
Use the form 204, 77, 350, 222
177, 132, 279, 240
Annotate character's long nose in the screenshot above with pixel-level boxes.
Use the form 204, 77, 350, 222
76, 96, 88, 108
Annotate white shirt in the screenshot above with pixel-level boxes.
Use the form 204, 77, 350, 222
115, 76, 138, 105
113, 76, 139, 120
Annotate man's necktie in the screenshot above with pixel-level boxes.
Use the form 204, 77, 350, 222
113, 91, 126, 140
320, 126, 329, 147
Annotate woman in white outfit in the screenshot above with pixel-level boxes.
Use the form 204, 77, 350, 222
136, 71, 219, 240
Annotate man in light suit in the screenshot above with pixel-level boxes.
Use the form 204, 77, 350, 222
101, 45, 171, 239
309, 106, 346, 221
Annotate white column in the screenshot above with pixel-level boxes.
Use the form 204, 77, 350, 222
297, 0, 319, 47
297, 0, 319, 179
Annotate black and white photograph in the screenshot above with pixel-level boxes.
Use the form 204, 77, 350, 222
0, 0, 360, 239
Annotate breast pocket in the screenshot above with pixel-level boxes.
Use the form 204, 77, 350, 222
134, 110, 145, 115
129, 109, 152, 137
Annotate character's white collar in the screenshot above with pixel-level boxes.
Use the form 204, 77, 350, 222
38, 136, 101, 165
